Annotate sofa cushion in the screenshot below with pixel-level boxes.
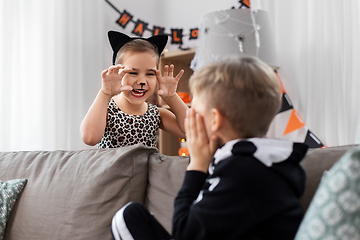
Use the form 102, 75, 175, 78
146, 153, 189, 233
299, 145, 358, 211
295, 147, 360, 240
0, 144, 157, 240
0, 179, 27, 240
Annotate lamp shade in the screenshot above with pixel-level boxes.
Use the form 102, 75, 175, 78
191, 8, 278, 71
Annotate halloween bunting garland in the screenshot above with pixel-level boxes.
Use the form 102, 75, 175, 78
105, 0, 249, 47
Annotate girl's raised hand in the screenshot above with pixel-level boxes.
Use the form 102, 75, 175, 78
101, 65, 133, 97
156, 64, 184, 99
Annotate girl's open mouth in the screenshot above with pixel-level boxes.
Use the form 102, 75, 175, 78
131, 89, 147, 98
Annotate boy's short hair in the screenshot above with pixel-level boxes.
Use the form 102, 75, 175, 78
189, 55, 281, 138
115, 39, 160, 66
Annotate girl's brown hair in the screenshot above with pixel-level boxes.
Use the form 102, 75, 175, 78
115, 39, 160, 67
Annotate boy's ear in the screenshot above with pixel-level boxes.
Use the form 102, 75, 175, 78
211, 108, 223, 132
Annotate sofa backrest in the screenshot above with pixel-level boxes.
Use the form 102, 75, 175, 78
0, 144, 158, 240
146, 152, 189, 233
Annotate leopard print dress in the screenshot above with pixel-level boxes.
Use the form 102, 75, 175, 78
98, 99, 160, 148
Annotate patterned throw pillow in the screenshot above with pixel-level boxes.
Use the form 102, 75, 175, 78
0, 179, 27, 240
295, 147, 360, 240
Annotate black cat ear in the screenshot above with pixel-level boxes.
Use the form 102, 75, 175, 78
107, 31, 168, 65
108, 31, 132, 65
147, 35, 168, 57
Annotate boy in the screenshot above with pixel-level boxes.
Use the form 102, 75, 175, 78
111, 56, 308, 240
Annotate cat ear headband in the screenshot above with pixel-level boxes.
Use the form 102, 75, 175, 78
108, 30, 168, 65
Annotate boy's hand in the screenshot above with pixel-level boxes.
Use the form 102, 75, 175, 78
185, 109, 218, 173
156, 64, 184, 99
101, 65, 133, 97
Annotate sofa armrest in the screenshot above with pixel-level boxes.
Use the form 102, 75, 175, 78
300, 144, 359, 211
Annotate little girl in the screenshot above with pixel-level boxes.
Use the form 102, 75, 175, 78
80, 31, 188, 148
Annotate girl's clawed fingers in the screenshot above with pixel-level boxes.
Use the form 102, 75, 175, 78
162, 64, 174, 77
169, 64, 174, 78
101, 69, 109, 78
106, 65, 126, 74
155, 69, 162, 79
162, 64, 175, 77
163, 65, 168, 77
120, 85, 133, 91
175, 69, 184, 82
119, 67, 132, 74
108, 66, 118, 73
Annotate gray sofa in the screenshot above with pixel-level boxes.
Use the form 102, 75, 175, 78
0, 143, 357, 240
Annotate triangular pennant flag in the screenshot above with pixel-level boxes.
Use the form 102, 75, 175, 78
279, 93, 293, 113
239, 0, 251, 8
283, 109, 306, 135
267, 72, 326, 148
267, 110, 308, 142
304, 130, 325, 148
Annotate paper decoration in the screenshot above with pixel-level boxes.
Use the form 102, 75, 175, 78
105, 0, 249, 47
153, 26, 165, 36
132, 20, 148, 37
116, 10, 133, 28
239, 0, 251, 8
284, 109, 306, 135
177, 92, 191, 104
189, 28, 199, 40
171, 29, 184, 45
267, 73, 326, 148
